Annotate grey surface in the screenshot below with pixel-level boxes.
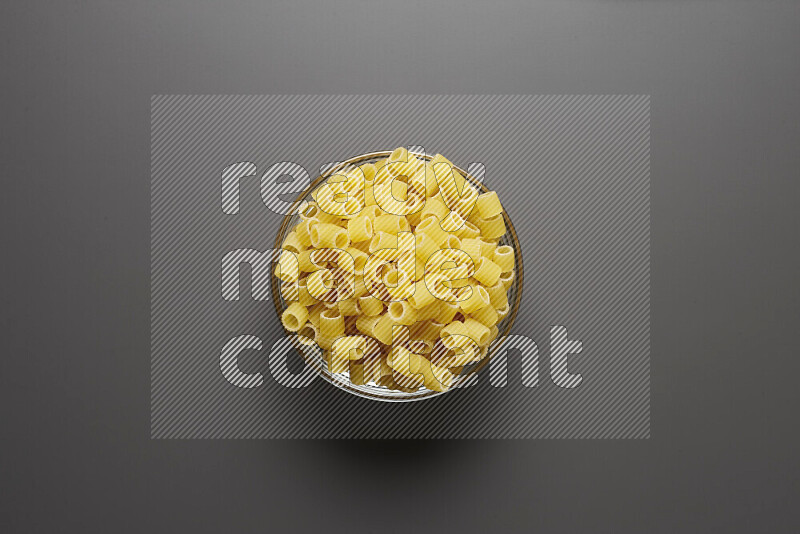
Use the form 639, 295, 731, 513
1, 0, 799, 532
151, 95, 649, 438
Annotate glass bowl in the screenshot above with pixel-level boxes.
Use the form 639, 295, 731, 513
271, 150, 524, 402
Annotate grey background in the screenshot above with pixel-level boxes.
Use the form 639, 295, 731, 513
1, 0, 798, 531
151, 95, 649, 438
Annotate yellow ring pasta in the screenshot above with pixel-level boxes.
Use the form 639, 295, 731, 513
276, 148, 518, 393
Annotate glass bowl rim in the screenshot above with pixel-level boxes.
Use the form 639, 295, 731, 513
270, 149, 525, 402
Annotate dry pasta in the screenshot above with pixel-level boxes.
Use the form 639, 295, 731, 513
276, 148, 517, 393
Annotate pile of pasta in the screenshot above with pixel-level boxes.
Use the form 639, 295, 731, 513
276, 147, 515, 393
